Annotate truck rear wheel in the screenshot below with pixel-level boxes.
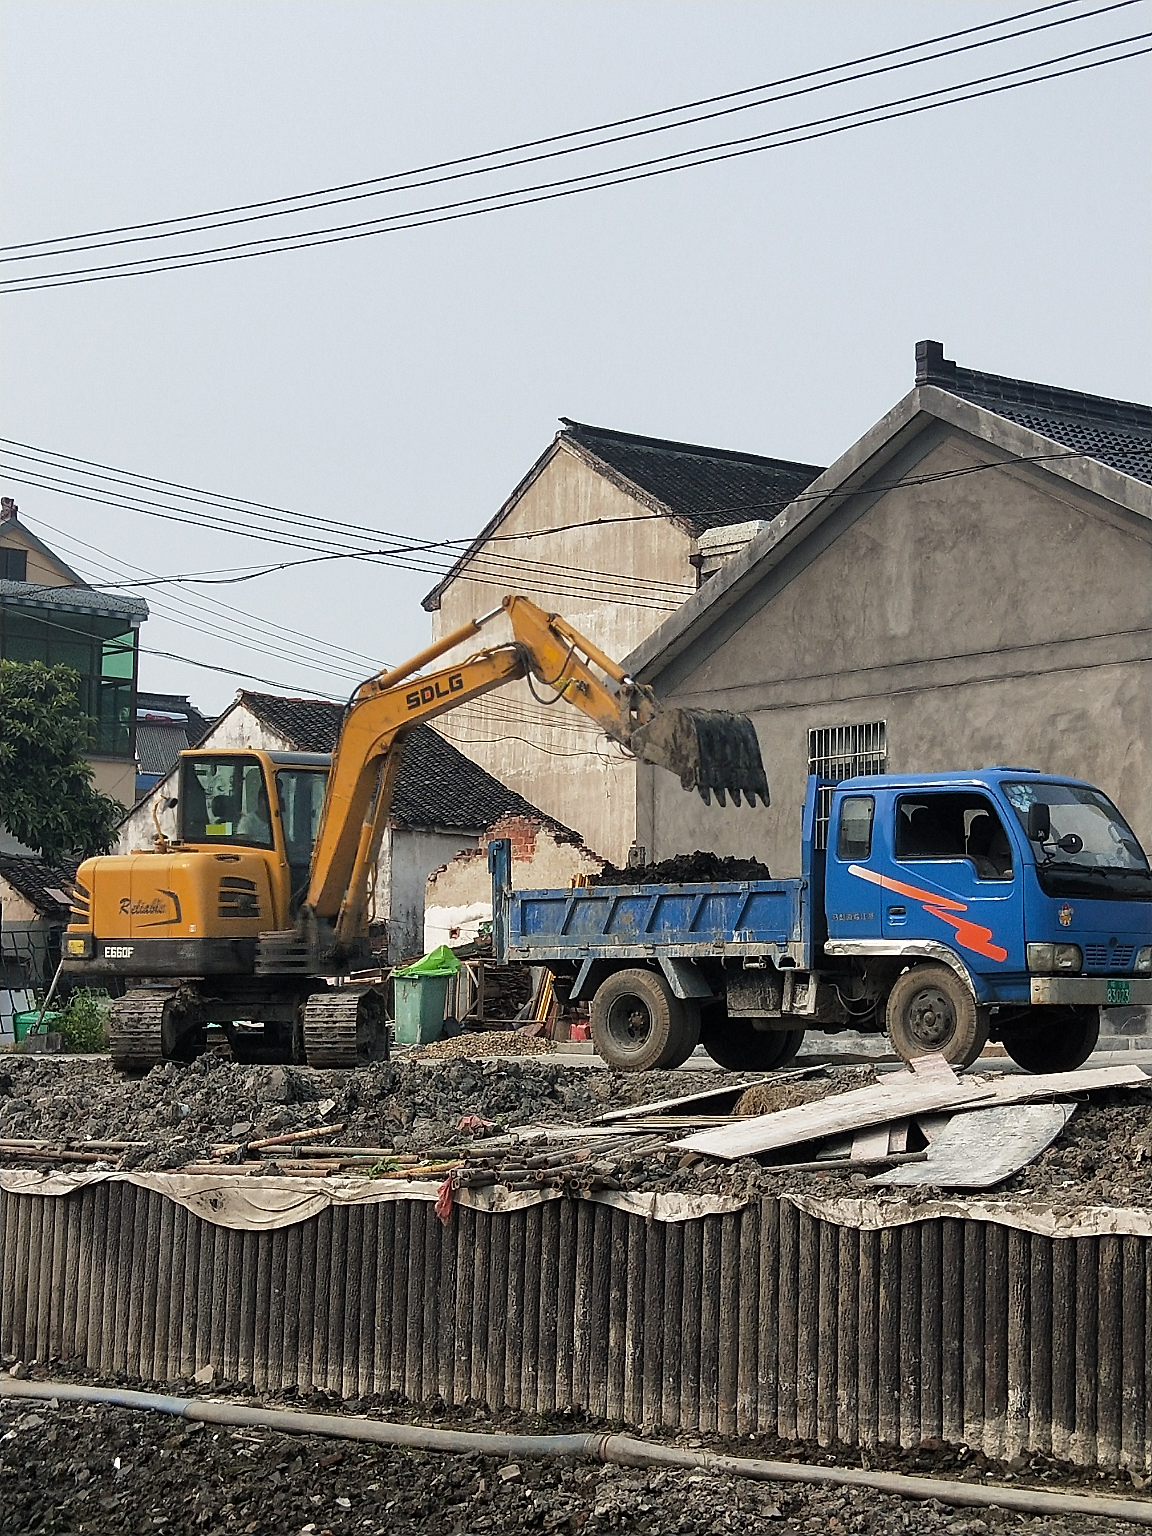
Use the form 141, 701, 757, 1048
701, 1011, 805, 1072
1001, 1007, 1099, 1073
590, 969, 696, 1071
885, 964, 987, 1068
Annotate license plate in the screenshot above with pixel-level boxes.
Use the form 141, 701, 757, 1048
1106, 979, 1131, 1005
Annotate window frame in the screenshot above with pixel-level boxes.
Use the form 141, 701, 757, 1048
835, 795, 875, 862
894, 791, 1015, 882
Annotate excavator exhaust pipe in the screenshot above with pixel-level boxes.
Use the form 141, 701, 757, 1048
629, 709, 769, 808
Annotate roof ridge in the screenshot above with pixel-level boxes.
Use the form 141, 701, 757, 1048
560, 417, 824, 471
915, 341, 1150, 431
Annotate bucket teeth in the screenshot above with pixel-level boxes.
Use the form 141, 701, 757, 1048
628, 708, 770, 808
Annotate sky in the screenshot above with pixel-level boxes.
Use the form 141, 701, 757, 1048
2, 0, 1149, 714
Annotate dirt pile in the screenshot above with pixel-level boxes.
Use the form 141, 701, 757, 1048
1, 1058, 1148, 1210
591, 851, 771, 886
0, 1056, 722, 1169
2, 1395, 1144, 1536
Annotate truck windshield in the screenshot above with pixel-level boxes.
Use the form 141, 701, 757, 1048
181, 756, 274, 849
1003, 781, 1151, 900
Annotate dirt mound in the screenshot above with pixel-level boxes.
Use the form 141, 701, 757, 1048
416, 1030, 554, 1061
592, 851, 771, 886
2, 1395, 1145, 1536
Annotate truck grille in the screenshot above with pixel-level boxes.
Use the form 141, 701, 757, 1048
1084, 943, 1134, 970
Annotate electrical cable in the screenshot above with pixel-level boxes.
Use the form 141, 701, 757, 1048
2, 35, 1145, 293
1, 1, 1130, 261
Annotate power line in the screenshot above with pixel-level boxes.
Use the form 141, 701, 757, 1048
2, 35, 1146, 293
1, 1, 1127, 262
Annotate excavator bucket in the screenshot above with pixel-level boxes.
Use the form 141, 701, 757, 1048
629, 708, 770, 807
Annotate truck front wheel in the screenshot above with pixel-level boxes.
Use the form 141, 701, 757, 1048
589, 969, 698, 1071
885, 965, 987, 1068
1001, 1007, 1099, 1072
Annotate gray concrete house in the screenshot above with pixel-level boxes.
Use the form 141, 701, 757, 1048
423, 419, 823, 862
118, 690, 562, 963
624, 341, 1152, 873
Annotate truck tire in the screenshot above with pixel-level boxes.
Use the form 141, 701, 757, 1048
885, 964, 987, 1068
590, 969, 694, 1071
701, 1010, 805, 1072
1001, 1007, 1099, 1073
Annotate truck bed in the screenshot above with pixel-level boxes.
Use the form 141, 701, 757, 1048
504, 879, 808, 965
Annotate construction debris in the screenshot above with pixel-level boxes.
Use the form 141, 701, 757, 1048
0, 1053, 1148, 1207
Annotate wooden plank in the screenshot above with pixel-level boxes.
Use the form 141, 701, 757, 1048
591, 1068, 823, 1124
869, 1103, 1077, 1190
968, 1062, 1147, 1106
672, 1055, 992, 1161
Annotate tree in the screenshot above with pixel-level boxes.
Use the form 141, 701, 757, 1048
0, 659, 123, 860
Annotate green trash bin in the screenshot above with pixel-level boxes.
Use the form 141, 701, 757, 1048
391, 944, 461, 1047
13, 1010, 64, 1042
393, 973, 451, 1046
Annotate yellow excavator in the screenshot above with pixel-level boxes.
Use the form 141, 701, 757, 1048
63, 595, 769, 1070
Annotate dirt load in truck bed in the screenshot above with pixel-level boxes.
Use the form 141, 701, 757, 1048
591, 850, 772, 885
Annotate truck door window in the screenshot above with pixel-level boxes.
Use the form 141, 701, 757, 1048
836, 796, 874, 860
895, 793, 1013, 880
181, 757, 275, 849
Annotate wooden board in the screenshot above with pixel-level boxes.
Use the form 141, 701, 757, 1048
672, 1054, 992, 1161
868, 1103, 1077, 1189
966, 1062, 1148, 1106
591, 1067, 823, 1124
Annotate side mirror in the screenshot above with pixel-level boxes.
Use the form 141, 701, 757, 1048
1026, 802, 1051, 842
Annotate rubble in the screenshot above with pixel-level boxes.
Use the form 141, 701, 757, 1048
0, 1055, 1147, 1210
0, 1395, 1146, 1536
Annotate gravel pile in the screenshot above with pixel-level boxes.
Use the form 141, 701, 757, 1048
1, 1394, 1144, 1536
416, 1032, 555, 1062
0, 1058, 1147, 1210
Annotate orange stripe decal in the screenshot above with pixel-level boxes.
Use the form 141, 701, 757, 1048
847, 864, 1008, 963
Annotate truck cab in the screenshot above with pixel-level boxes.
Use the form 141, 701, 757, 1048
823, 769, 1152, 1069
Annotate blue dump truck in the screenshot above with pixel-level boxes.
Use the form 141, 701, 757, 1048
490, 769, 1152, 1074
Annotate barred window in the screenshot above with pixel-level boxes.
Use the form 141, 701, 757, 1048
808, 721, 887, 849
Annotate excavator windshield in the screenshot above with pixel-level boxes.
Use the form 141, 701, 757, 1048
180, 755, 274, 849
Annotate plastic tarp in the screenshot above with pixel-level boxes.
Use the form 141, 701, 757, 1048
393, 945, 460, 978
2, 1168, 1145, 1238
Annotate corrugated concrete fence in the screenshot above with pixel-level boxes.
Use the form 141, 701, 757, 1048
1, 1179, 1148, 1470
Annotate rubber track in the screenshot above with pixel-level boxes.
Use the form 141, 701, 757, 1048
302, 992, 365, 1069
108, 992, 174, 1073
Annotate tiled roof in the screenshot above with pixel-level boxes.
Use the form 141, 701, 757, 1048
916, 341, 1151, 485
0, 579, 148, 623
237, 692, 569, 834
0, 854, 80, 915
560, 419, 825, 534
136, 720, 192, 777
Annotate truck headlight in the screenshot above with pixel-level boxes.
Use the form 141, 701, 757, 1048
1027, 943, 1082, 973
1136, 946, 1152, 974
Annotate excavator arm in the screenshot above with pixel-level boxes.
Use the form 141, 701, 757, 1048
305, 595, 769, 951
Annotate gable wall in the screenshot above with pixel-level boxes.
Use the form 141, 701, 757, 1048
0, 523, 79, 587
638, 431, 1152, 873
430, 446, 698, 860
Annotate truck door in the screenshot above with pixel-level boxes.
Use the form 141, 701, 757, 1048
880, 791, 1022, 973
824, 792, 882, 940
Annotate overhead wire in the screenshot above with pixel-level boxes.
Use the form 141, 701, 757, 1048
0, 0, 1130, 261
1, 33, 1146, 293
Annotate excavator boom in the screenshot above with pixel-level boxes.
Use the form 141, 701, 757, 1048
308, 595, 769, 949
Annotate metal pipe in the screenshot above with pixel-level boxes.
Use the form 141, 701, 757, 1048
3, 1379, 1148, 1525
